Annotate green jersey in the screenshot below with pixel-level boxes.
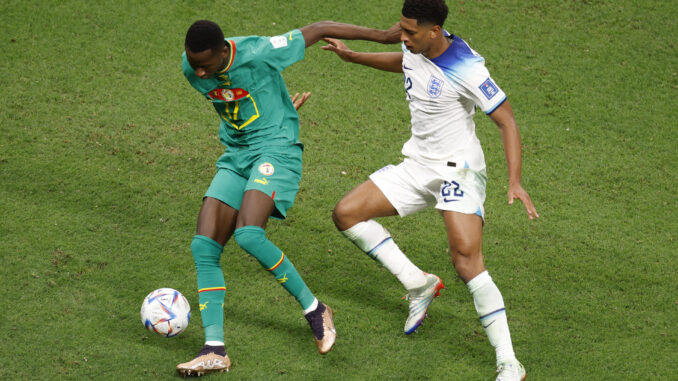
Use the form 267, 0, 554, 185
182, 29, 305, 150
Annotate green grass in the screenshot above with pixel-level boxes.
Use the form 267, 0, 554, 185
1, 0, 676, 379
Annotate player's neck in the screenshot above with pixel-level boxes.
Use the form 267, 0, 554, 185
423, 36, 451, 60
217, 45, 231, 72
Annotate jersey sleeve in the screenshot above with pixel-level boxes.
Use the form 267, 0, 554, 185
257, 29, 306, 71
458, 60, 506, 114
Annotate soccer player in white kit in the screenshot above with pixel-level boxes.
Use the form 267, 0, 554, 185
323, 0, 538, 380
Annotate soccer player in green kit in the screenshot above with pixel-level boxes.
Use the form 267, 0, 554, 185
177, 20, 400, 376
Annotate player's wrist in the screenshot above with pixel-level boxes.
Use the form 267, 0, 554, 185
378, 29, 392, 44
508, 179, 522, 188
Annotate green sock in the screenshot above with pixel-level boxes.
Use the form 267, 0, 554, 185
191, 235, 226, 343
234, 226, 315, 310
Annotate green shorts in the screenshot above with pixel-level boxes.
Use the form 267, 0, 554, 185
204, 144, 302, 219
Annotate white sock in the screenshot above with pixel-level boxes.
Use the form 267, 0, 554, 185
466, 271, 516, 364
342, 220, 426, 290
205, 340, 225, 347
303, 298, 319, 315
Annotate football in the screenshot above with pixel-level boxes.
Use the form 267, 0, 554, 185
140, 288, 191, 338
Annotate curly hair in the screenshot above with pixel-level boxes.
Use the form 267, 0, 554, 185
185, 20, 225, 53
401, 0, 449, 27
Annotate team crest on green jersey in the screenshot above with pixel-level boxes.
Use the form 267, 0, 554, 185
209, 88, 249, 102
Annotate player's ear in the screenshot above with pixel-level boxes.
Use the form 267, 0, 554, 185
430, 25, 441, 38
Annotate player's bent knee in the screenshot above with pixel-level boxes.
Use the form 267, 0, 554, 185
331, 204, 349, 229
450, 246, 478, 263
190, 235, 224, 266
332, 199, 362, 230
450, 248, 485, 281
233, 226, 267, 254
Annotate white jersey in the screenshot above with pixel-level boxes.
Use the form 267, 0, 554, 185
401, 33, 506, 171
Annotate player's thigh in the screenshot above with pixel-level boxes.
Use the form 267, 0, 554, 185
199, 168, 248, 245
442, 210, 485, 282
442, 211, 484, 255
196, 197, 239, 246
333, 179, 398, 230
235, 190, 276, 229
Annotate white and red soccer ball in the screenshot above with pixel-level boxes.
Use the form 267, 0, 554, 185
140, 288, 191, 338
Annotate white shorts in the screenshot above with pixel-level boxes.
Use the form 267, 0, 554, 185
369, 158, 487, 218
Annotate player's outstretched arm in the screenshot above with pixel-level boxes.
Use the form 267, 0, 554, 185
322, 38, 403, 73
300, 21, 401, 48
489, 101, 539, 220
381, 22, 403, 44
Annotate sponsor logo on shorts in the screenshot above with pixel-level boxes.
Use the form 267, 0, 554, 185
254, 178, 268, 185
258, 162, 274, 176
427, 75, 444, 98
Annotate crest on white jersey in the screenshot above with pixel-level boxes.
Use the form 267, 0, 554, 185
427, 75, 444, 98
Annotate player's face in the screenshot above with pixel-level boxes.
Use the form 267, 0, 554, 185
185, 46, 228, 79
400, 16, 438, 56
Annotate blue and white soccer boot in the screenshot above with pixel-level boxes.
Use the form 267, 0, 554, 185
495, 360, 526, 381
403, 273, 444, 334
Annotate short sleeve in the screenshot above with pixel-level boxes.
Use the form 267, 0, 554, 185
430, 36, 507, 115
257, 29, 306, 71
459, 62, 506, 114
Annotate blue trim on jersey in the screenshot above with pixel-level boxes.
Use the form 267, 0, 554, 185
485, 96, 507, 115
430, 34, 485, 81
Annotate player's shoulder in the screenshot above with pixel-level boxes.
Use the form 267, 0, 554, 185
230, 30, 301, 52
227, 34, 258, 46
435, 35, 485, 68
429, 33, 491, 84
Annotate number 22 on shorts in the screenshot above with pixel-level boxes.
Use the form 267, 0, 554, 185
441, 180, 464, 203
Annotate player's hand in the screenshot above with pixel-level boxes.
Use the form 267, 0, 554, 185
290, 92, 311, 110
381, 22, 402, 44
508, 184, 539, 220
321, 38, 353, 62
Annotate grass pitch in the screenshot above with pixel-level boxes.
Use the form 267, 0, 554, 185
1, 0, 676, 379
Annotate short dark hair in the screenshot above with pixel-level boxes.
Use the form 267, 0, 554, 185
185, 20, 225, 53
402, 0, 448, 27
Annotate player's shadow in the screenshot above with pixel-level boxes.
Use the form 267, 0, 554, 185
220, 299, 318, 355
